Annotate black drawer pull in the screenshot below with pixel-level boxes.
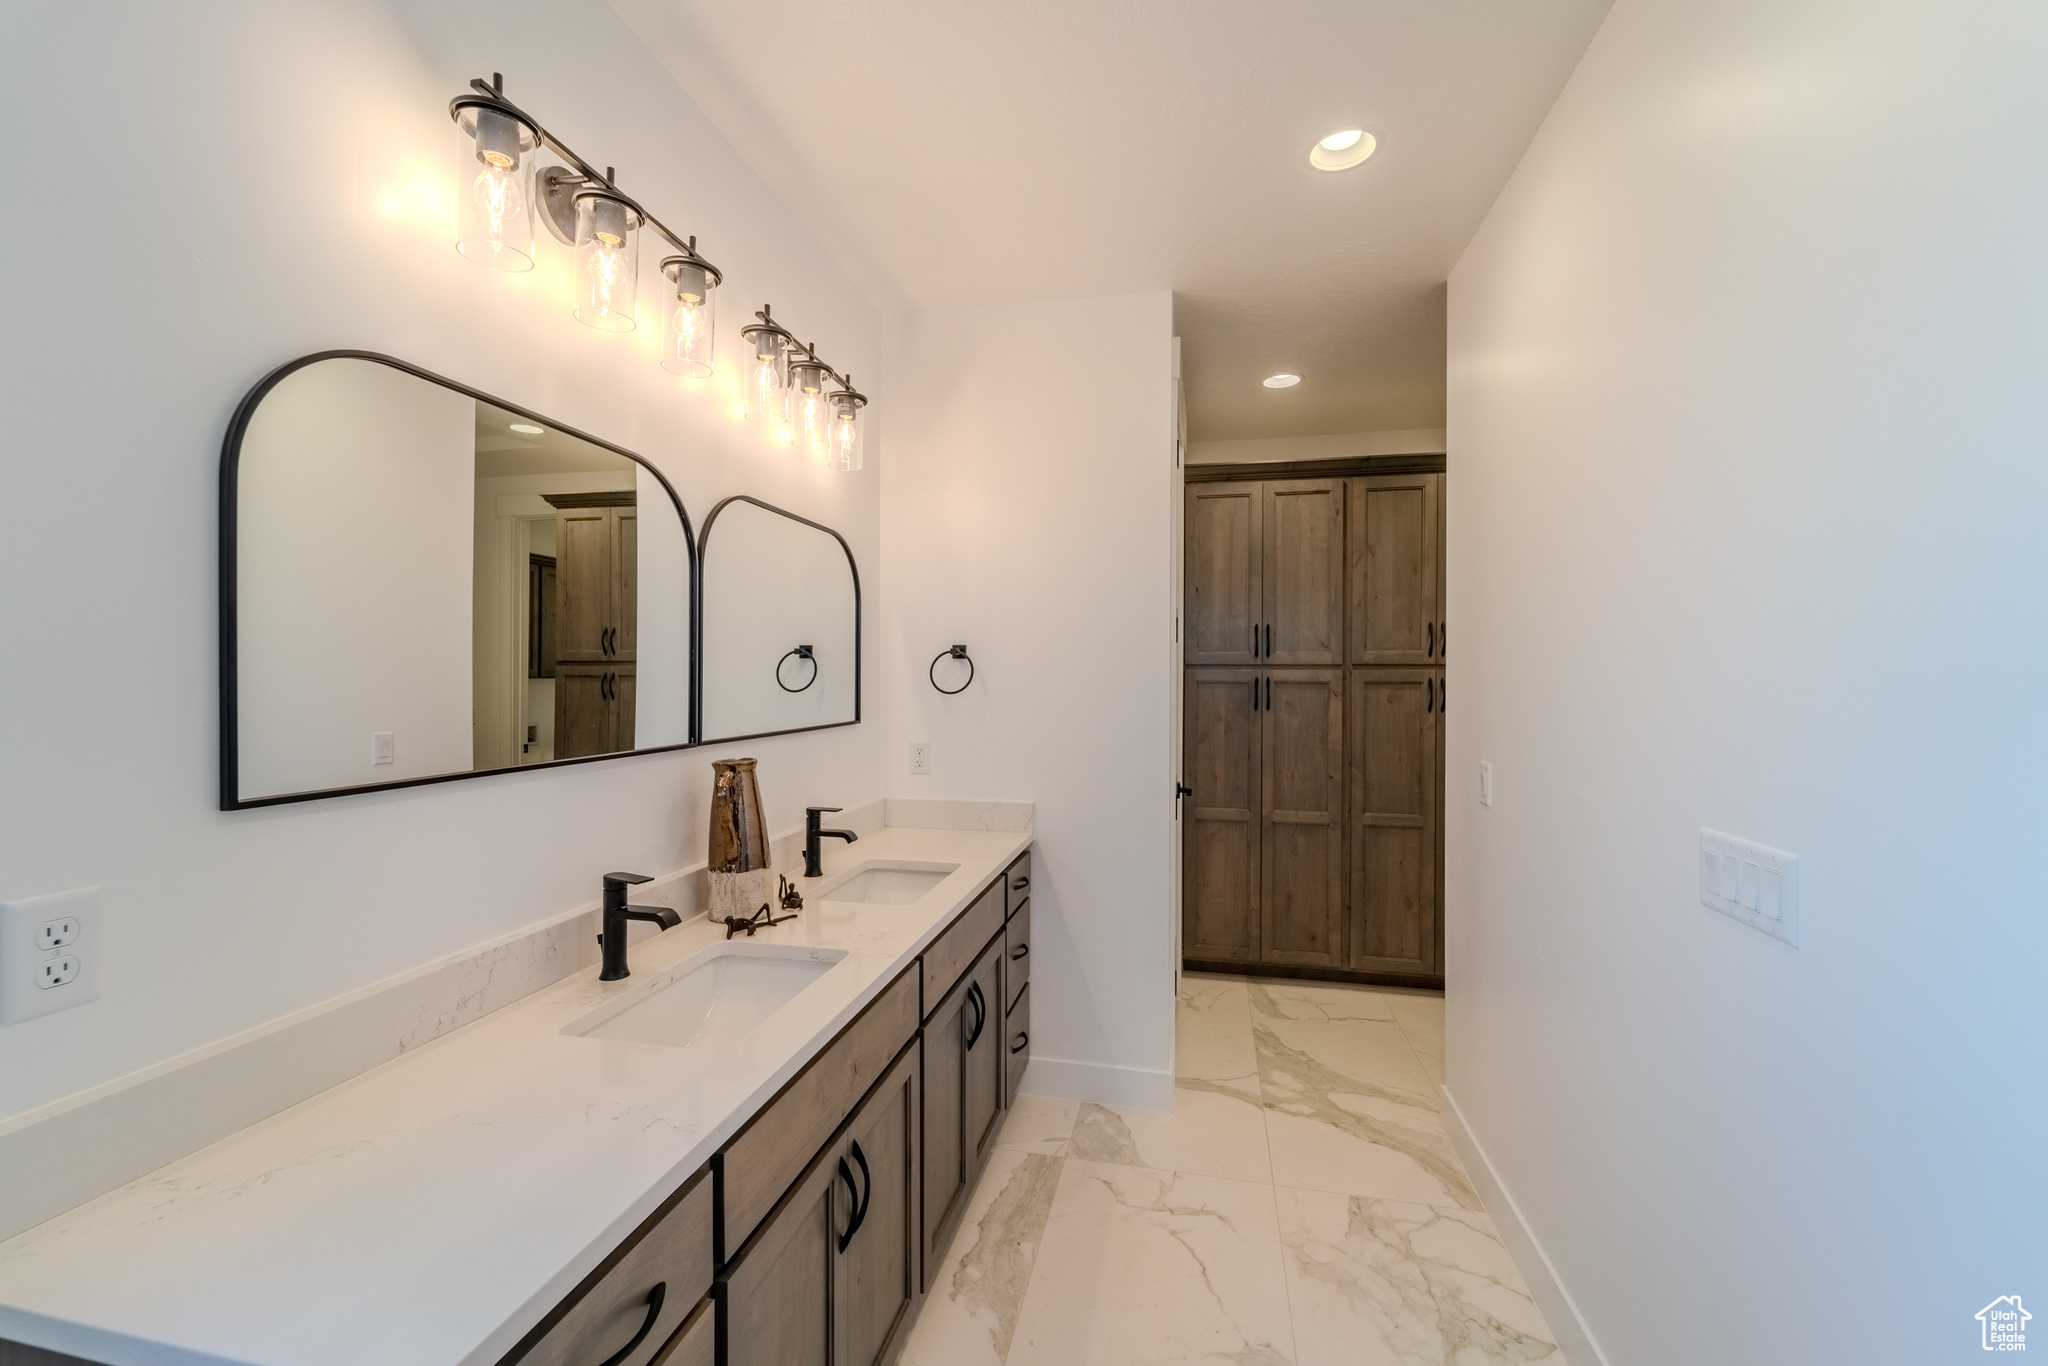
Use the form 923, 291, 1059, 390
964, 981, 987, 1049
1011, 942, 1028, 961
594, 1282, 665, 1366
836, 1140, 872, 1252
1010, 1031, 1028, 1055
1012, 876, 1029, 890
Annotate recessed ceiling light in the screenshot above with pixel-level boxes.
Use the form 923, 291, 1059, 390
1263, 373, 1302, 389
1308, 127, 1377, 172
508, 421, 544, 435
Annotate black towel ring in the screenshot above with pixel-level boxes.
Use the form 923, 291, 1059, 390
777, 645, 818, 693
929, 644, 974, 695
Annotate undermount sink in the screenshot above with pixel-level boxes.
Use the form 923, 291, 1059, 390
816, 863, 957, 906
566, 943, 847, 1049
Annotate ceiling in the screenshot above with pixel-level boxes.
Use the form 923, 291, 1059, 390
475, 401, 637, 479
612, 0, 1611, 440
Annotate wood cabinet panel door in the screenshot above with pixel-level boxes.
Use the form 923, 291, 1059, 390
1185, 483, 1262, 665
612, 507, 638, 660
835, 1045, 922, 1366
1263, 480, 1344, 666
613, 668, 635, 752
1347, 474, 1441, 666
555, 508, 614, 663
554, 664, 614, 760
963, 939, 1006, 1174
920, 986, 969, 1289
1260, 670, 1345, 967
717, 1147, 834, 1366
1183, 669, 1261, 962
1347, 670, 1440, 976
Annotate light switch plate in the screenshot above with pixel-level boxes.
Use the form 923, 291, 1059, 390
1478, 761, 1493, 807
1700, 830, 1799, 946
1, 886, 103, 1024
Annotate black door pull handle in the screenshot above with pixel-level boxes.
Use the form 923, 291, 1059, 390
593, 1283, 665, 1366
1011, 942, 1028, 961
1426, 678, 1434, 712
965, 981, 987, 1049
1011, 1031, 1028, 1054
1440, 622, 1446, 657
836, 1155, 861, 1252
1440, 678, 1445, 714
1427, 622, 1434, 656
836, 1139, 872, 1252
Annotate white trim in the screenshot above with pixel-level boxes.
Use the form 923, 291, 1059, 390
1441, 1084, 1611, 1366
1018, 1055, 1175, 1108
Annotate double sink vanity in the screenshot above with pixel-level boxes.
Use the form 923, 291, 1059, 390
0, 824, 1034, 1366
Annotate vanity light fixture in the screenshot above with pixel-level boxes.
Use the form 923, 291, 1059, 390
1308, 127, 1378, 172
791, 352, 831, 449
451, 93, 541, 270
571, 174, 641, 332
741, 307, 793, 425
658, 238, 720, 377
823, 378, 867, 472
1263, 373, 1302, 388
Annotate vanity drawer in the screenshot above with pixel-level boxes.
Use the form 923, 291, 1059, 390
499, 1167, 712, 1366
920, 879, 1004, 1014
717, 966, 919, 1260
1005, 984, 1031, 1107
1004, 850, 1032, 917
649, 1293, 714, 1366
1004, 901, 1031, 1011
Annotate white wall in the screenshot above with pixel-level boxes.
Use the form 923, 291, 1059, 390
1185, 428, 1447, 465
1446, 2, 2048, 1361
883, 292, 1177, 1104
0, 0, 882, 1122
237, 359, 475, 797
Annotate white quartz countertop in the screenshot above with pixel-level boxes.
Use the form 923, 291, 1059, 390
0, 825, 1031, 1366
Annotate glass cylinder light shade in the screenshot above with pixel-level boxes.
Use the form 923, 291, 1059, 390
824, 391, 865, 472
659, 258, 716, 377
744, 330, 790, 424
454, 105, 540, 271
573, 192, 641, 332
791, 361, 830, 448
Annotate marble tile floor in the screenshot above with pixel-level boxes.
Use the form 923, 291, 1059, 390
899, 973, 1561, 1366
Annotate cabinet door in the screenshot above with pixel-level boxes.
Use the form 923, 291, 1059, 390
1348, 670, 1440, 977
964, 938, 1005, 1174
1261, 670, 1345, 967
1182, 669, 1261, 963
613, 667, 635, 752
1347, 474, 1441, 665
554, 664, 614, 760
1185, 483, 1262, 665
716, 1147, 835, 1366
555, 508, 614, 663
834, 1045, 922, 1366
920, 983, 969, 1289
612, 506, 638, 661
1263, 479, 1343, 666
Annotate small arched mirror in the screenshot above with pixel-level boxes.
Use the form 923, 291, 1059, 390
222, 352, 696, 808
698, 496, 860, 742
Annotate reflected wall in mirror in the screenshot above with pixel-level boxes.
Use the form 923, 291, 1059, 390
699, 497, 859, 742
224, 352, 695, 807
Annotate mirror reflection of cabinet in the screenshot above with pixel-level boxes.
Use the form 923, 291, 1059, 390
545, 493, 637, 761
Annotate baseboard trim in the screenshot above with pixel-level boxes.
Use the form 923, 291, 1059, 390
1017, 1056, 1174, 1108
1182, 957, 1443, 992
1440, 1085, 1610, 1366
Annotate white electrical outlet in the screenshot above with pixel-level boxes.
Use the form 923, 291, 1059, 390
1, 887, 103, 1024
909, 741, 931, 776
1700, 829, 1799, 946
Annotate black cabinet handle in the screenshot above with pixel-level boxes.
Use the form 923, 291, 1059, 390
1264, 676, 1271, 711
1440, 622, 1446, 657
1010, 1031, 1028, 1055
1440, 678, 1446, 715
965, 981, 987, 1049
1426, 678, 1434, 713
1011, 942, 1028, 961
836, 1140, 872, 1252
1427, 622, 1434, 656
593, 1283, 665, 1366
836, 1156, 861, 1252
1012, 876, 1029, 890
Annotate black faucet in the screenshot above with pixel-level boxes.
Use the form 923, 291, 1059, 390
804, 807, 858, 878
598, 872, 682, 981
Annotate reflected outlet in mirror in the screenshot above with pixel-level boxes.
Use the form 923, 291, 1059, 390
813, 862, 958, 906
565, 943, 848, 1049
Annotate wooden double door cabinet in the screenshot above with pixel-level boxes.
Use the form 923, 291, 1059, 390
1183, 473, 1446, 983
551, 498, 638, 759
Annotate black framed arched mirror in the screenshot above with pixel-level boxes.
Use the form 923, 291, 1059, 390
220, 351, 697, 809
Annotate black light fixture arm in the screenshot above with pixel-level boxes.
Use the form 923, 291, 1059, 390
455, 75, 722, 280
744, 306, 863, 399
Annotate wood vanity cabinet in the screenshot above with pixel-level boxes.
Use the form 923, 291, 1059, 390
718, 1041, 921, 1366
920, 931, 1006, 1290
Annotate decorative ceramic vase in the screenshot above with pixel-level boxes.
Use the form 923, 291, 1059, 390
708, 758, 775, 919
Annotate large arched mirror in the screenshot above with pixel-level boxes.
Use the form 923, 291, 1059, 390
698, 496, 860, 743
221, 352, 696, 808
